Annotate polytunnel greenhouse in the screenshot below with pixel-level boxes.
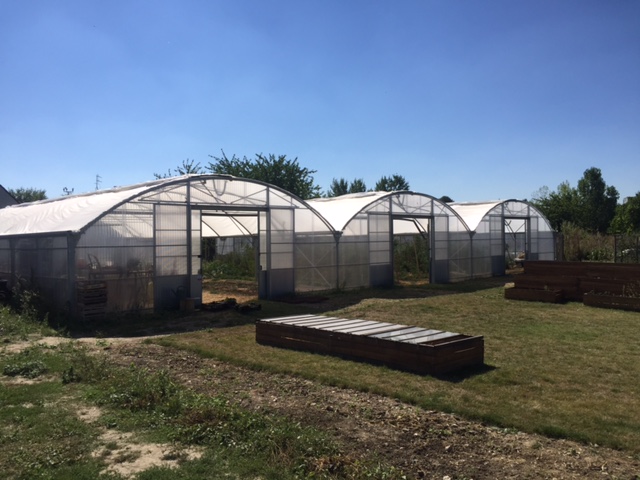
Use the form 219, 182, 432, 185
449, 200, 556, 276
0, 175, 556, 318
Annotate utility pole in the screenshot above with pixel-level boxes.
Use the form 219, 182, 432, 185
95, 174, 102, 191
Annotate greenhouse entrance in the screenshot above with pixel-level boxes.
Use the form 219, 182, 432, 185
392, 216, 431, 285
504, 217, 529, 270
199, 209, 261, 304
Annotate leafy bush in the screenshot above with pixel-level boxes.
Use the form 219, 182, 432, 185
561, 223, 614, 262
393, 235, 429, 280
202, 246, 255, 280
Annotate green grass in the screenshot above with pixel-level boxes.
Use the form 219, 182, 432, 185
158, 284, 640, 453
0, 327, 405, 479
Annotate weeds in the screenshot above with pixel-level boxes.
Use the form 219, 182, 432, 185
3, 359, 48, 378
201, 246, 255, 280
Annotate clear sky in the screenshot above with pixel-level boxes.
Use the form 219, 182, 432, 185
1, 0, 638, 202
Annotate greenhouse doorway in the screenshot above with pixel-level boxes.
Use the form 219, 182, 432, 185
504, 217, 529, 271
199, 210, 261, 305
392, 216, 431, 286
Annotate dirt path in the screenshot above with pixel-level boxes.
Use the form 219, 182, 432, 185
99, 339, 639, 480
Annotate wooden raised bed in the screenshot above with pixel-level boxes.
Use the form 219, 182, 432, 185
255, 314, 484, 375
583, 293, 640, 312
506, 261, 640, 309
504, 286, 563, 303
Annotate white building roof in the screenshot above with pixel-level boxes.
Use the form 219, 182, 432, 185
306, 191, 392, 231
449, 201, 503, 232
0, 179, 171, 236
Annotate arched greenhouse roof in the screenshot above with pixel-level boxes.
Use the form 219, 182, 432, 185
0, 175, 335, 238
0, 179, 170, 236
307, 191, 470, 233
449, 200, 554, 232
306, 192, 391, 231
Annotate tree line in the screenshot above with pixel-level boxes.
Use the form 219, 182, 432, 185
153, 152, 413, 199
6, 154, 639, 234
530, 167, 640, 234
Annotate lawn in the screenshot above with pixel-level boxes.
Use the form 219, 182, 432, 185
158, 282, 640, 453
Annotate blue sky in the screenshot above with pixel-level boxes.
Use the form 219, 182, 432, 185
1, 0, 638, 202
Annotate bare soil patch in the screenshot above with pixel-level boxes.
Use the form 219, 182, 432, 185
103, 340, 639, 479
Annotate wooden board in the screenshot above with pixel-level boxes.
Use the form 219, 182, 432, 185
255, 315, 484, 375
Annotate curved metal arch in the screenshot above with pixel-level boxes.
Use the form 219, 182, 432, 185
314, 190, 472, 235
79, 174, 339, 236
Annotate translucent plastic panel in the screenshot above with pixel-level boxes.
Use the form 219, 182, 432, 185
339, 242, 369, 266
0, 249, 9, 276
271, 252, 293, 269
37, 249, 68, 279
268, 188, 298, 207
475, 218, 490, 234
503, 201, 529, 216
38, 236, 67, 249
490, 216, 503, 256
295, 266, 336, 291
343, 216, 367, 237
191, 210, 201, 260
449, 237, 471, 261
157, 230, 188, 246
139, 184, 188, 204
270, 230, 294, 244
189, 178, 268, 206
472, 257, 492, 277
192, 257, 201, 274
295, 240, 336, 268
259, 211, 268, 270
391, 195, 434, 216
156, 205, 187, 230
369, 214, 389, 233
156, 256, 188, 276
365, 198, 390, 214
271, 243, 294, 254
76, 246, 154, 279
295, 208, 332, 234
156, 245, 188, 257
370, 250, 390, 264
339, 264, 368, 289
270, 208, 293, 232
473, 234, 491, 257
449, 256, 472, 281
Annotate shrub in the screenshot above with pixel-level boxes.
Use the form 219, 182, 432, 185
561, 223, 614, 262
202, 246, 255, 280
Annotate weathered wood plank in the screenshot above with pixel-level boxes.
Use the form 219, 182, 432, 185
255, 315, 484, 375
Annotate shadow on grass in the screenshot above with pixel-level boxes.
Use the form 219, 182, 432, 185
63, 273, 517, 339
433, 363, 498, 383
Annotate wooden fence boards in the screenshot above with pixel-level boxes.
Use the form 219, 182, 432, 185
505, 261, 640, 307
255, 315, 484, 375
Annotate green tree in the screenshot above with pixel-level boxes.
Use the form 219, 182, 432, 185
207, 152, 321, 199
8, 187, 47, 203
154, 159, 202, 179
325, 177, 367, 197
532, 167, 619, 233
439, 195, 454, 203
374, 174, 410, 192
532, 181, 580, 231
610, 192, 640, 233
576, 167, 619, 233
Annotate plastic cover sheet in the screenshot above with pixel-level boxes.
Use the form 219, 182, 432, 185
0, 183, 161, 236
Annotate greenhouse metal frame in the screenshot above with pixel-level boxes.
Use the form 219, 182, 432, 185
0, 175, 555, 318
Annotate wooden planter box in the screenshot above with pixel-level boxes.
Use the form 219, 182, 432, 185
583, 293, 640, 312
504, 287, 563, 303
256, 314, 484, 376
